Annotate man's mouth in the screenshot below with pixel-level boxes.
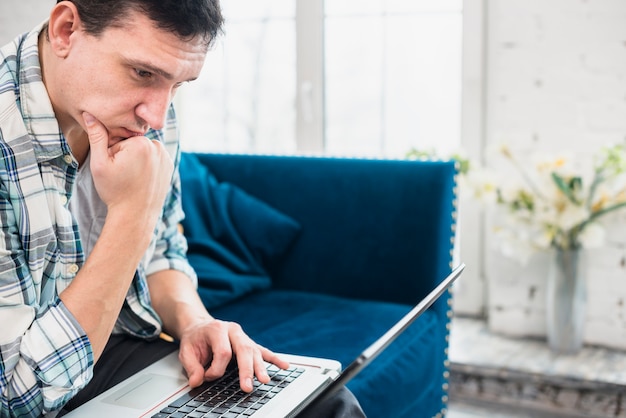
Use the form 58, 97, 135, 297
106, 128, 146, 147
120, 128, 146, 138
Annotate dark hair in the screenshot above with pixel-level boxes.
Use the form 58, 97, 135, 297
57, 0, 224, 48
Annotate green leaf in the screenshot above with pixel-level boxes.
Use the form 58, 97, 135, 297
551, 172, 582, 205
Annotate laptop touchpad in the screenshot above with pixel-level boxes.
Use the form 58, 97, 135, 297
103, 373, 186, 409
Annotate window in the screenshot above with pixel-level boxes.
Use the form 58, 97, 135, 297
177, 1, 297, 153
177, 0, 463, 158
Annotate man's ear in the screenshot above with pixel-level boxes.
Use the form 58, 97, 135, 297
47, 2, 82, 58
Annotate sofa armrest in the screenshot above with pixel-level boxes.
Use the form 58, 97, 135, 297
185, 153, 459, 312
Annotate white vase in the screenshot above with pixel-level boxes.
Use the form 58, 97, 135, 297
546, 248, 587, 354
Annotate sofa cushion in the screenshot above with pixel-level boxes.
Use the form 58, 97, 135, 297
180, 153, 301, 309
211, 290, 444, 418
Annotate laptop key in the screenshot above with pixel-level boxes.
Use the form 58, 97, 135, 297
177, 406, 194, 414
211, 406, 229, 414
168, 392, 194, 408
159, 407, 177, 414
229, 406, 246, 414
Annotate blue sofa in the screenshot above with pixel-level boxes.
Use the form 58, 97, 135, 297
179, 152, 459, 418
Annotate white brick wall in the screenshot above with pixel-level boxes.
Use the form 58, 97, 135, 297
484, 0, 626, 350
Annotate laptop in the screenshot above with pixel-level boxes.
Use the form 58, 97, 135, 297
65, 263, 465, 418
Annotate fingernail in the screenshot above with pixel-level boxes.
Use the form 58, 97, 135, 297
247, 378, 254, 390
82, 112, 95, 126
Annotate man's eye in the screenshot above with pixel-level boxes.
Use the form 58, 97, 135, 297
135, 69, 153, 79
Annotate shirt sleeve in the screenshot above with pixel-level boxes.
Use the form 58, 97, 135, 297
0, 194, 93, 417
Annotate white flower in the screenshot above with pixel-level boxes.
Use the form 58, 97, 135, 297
410, 144, 626, 256
534, 201, 558, 224
531, 227, 554, 250
461, 167, 499, 205
578, 223, 606, 248
429, 142, 626, 256
555, 204, 589, 231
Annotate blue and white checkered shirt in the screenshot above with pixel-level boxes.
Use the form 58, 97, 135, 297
0, 23, 197, 417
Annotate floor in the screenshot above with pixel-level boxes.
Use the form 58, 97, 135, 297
447, 399, 568, 418
444, 317, 626, 418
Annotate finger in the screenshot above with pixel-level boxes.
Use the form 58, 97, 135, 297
222, 324, 260, 392
251, 348, 270, 385
235, 346, 256, 393
203, 327, 233, 382
178, 345, 207, 388
260, 346, 290, 370
204, 352, 232, 383
82, 112, 110, 164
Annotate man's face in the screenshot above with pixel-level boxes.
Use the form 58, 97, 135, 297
59, 10, 208, 145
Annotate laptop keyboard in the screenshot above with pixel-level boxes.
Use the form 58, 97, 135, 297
151, 364, 305, 418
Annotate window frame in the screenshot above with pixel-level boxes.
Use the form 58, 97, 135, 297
295, 0, 325, 153
456, 0, 487, 316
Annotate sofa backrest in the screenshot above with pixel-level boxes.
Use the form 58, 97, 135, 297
183, 153, 459, 313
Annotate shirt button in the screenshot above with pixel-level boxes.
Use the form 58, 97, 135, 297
68, 264, 79, 275
60, 195, 68, 205
63, 154, 73, 164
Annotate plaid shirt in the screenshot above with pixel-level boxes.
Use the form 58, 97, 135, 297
0, 23, 197, 417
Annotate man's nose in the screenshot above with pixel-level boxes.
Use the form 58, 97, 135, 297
135, 89, 172, 132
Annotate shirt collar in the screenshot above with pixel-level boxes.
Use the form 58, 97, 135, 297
18, 21, 73, 163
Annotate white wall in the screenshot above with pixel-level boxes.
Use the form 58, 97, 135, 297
481, 0, 626, 350
0, 1, 54, 45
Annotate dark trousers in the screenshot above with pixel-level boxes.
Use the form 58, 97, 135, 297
59, 335, 366, 417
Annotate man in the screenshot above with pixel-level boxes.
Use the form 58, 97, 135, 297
0, 1, 365, 416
